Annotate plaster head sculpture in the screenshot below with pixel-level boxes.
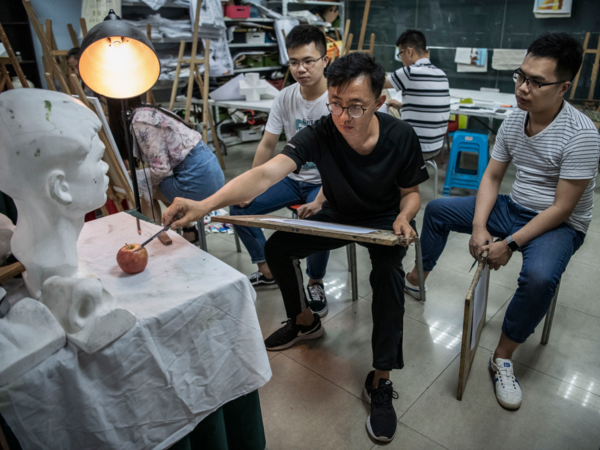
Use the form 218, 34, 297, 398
0, 213, 14, 266
0, 89, 109, 298
0, 89, 135, 354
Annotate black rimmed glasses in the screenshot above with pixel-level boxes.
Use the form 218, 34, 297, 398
512, 69, 566, 93
289, 55, 326, 69
327, 99, 378, 119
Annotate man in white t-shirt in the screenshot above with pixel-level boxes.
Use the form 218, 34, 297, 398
229, 25, 331, 316
405, 32, 600, 410
383, 30, 450, 156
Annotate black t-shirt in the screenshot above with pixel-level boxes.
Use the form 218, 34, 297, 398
282, 112, 429, 219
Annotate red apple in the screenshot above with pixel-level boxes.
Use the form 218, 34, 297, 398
116, 243, 148, 274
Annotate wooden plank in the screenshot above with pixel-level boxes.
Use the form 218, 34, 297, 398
0, 262, 25, 285
341, 19, 350, 56
168, 40, 186, 111
368, 33, 375, 56
184, 0, 203, 124
0, 23, 29, 89
570, 32, 590, 100
80, 18, 87, 37
212, 215, 408, 246
345, 33, 354, 55
588, 38, 600, 100
44, 72, 56, 90
357, 0, 371, 51
457, 252, 490, 400
67, 23, 78, 47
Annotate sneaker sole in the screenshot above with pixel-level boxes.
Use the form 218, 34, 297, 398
251, 281, 277, 288
310, 303, 328, 318
265, 326, 325, 351
365, 415, 395, 442
489, 363, 522, 410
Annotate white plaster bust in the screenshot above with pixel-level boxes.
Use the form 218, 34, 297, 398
0, 89, 135, 354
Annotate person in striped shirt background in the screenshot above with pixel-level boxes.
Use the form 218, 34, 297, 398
383, 30, 450, 157
405, 32, 600, 411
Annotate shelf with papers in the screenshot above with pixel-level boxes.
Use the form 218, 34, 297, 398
122, 1, 188, 8
224, 18, 276, 23
233, 66, 282, 73
229, 43, 278, 48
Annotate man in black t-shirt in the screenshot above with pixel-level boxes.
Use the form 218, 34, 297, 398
162, 53, 428, 443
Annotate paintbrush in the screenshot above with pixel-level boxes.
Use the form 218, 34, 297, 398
134, 224, 171, 251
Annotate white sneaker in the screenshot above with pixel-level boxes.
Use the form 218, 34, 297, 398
489, 357, 522, 410
404, 276, 427, 301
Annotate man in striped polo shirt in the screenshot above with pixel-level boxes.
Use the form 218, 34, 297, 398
383, 30, 450, 157
405, 32, 600, 410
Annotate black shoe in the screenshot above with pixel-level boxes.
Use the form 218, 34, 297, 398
307, 282, 328, 317
264, 313, 324, 351
182, 226, 199, 244
363, 371, 399, 442
248, 271, 276, 286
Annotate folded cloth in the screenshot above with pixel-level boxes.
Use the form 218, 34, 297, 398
492, 49, 527, 71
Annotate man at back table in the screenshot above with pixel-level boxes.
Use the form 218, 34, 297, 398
405, 32, 600, 410
163, 53, 429, 442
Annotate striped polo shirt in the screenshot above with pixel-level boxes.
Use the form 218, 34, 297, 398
388, 58, 450, 153
492, 101, 600, 234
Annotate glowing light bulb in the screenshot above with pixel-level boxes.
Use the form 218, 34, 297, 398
112, 39, 121, 48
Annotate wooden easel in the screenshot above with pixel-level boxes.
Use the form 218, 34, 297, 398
69, 73, 137, 216
145, 24, 157, 105
168, 0, 225, 170
0, 23, 29, 92
570, 32, 600, 102
23, 0, 70, 93
45, 19, 71, 86
457, 253, 490, 400
67, 18, 88, 48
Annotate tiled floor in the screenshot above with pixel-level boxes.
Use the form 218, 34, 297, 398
205, 142, 600, 449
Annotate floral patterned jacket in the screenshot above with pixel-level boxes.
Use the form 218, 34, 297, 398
131, 106, 201, 188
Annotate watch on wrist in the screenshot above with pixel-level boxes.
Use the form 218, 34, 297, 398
506, 235, 520, 252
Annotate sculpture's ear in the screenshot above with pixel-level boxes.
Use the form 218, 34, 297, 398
48, 170, 72, 206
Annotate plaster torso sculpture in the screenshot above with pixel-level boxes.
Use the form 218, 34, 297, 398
0, 89, 135, 360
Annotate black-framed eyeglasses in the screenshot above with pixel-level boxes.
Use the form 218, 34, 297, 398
396, 47, 411, 59
289, 55, 325, 69
327, 99, 378, 119
512, 69, 566, 93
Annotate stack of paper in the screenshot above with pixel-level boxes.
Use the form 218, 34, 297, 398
455, 48, 488, 73
533, 0, 572, 18
492, 49, 527, 71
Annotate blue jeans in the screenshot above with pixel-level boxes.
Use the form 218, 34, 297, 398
420, 195, 585, 344
159, 141, 225, 203
229, 177, 330, 280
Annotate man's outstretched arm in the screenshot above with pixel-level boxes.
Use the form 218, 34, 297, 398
163, 154, 298, 229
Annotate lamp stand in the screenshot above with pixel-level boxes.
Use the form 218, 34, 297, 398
120, 98, 142, 214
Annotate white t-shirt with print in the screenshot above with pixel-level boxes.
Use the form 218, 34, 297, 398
265, 83, 329, 184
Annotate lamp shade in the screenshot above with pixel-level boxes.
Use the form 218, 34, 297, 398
79, 10, 160, 99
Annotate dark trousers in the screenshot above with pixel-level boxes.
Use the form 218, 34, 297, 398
264, 208, 411, 371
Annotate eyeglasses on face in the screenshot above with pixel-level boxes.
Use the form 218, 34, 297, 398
327, 99, 378, 119
396, 47, 411, 59
512, 69, 566, 93
289, 55, 325, 69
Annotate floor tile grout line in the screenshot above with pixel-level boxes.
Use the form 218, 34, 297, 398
395, 421, 451, 450
276, 352, 369, 404
397, 351, 462, 423
554, 301, 600, 321
475, 342, 600, 398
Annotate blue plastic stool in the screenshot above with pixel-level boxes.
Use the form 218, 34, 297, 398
442, 131, 489, 196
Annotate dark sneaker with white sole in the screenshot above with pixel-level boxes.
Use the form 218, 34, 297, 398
264, 313, 324, 351
363, 370, 399, 442
248, 271, 276, 287
307, 282, 328, 317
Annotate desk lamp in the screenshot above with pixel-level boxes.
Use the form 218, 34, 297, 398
79, 9, 160, 216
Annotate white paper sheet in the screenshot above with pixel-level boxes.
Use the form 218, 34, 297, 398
471, 264, 490, 350
492, 49, 527, 71
259, 218, 377, 234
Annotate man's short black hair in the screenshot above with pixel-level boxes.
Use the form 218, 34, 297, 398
527, 32, 583, 82
326, 52, 385, 99
395, 30, 426, 54
67, 47, 80, 59
285, 24, 327, 55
